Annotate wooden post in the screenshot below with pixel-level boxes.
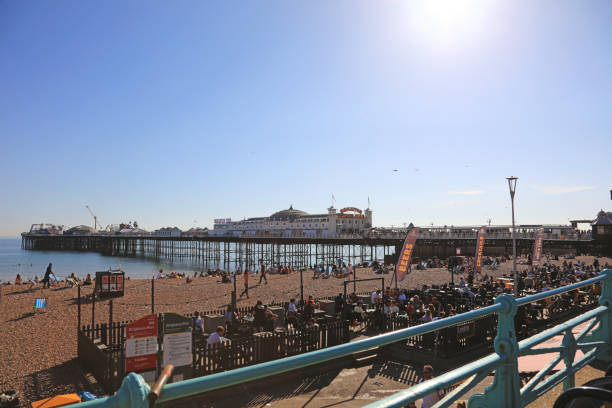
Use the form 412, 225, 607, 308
109, 299, 113, 343
77, 285, 81, 332
151, 278, 155, 314
92, 296, 95, 330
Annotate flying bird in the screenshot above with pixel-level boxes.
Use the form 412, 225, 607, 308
393, 169, 398, 172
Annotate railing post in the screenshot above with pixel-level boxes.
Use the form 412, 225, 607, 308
586, 269, 612, 364
470, 294, 520, 408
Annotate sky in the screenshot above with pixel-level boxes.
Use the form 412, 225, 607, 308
1, 0, 611, 236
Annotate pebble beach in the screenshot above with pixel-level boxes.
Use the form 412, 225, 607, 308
1, 255, 610, 406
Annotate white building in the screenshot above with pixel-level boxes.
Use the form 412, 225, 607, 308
212, 205, 373, 237
154, 227, 182, 237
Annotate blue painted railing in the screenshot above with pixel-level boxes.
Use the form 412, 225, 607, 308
75, 269, 612, 408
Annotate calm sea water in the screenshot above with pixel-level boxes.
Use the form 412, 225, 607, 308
0, 237, 207, 282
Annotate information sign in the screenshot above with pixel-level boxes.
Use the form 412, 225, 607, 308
125, 314, 158, 377
162, 313, 192, 382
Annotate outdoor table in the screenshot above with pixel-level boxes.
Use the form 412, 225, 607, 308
313, 309, 326, 317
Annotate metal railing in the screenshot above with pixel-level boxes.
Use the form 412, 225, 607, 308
74, 270, 612, 408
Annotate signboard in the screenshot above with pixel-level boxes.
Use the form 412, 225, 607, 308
392, 227, 419, 285
456, 248, 461, 255
532, 228, 545, 268
474, 226, 487, 273
95, 271, 124, 299
214, 218, 232, 224
126, 314, 158, 379
163, 313, 192, 382
340, 207, 362, 214
456, 321, 476, 341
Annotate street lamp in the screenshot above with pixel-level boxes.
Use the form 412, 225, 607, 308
507, 176, 518, 297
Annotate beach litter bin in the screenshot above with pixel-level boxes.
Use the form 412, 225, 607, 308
319, 300, 335, 315
31, 393, 81, 408
268, 306, 285, 327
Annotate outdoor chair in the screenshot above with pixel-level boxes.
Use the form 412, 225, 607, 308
34, 297, 47, 313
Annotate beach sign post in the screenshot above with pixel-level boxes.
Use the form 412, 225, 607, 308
162, 313, 192, 382
125, 314, 158, 384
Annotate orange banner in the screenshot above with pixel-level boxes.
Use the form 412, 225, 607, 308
392, 228, 419, 285
474, 226, 486, 273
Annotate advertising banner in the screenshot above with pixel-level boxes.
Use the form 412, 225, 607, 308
126, 314, 158, 380
393, 227, 419, 284
474, 226, 487, 273
532, 228, 545, 268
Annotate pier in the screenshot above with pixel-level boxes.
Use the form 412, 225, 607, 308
21, 229, 598, 271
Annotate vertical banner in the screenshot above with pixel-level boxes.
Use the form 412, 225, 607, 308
162, 313, 193, 382
393, 227, 419, 285
474, 226, 487, 273
125, 314, 158, 383
532, 228, 545, 268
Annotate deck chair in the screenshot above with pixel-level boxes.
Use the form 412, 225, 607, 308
34, 297, 47, 313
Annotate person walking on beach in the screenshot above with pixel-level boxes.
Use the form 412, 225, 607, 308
240, 269, 249, 298
42, 263, 52, 288
258, 260, 268, 285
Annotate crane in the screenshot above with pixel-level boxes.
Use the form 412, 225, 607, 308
85, 205, 100, 231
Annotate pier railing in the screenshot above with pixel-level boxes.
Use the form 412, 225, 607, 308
73, 269, 612, 408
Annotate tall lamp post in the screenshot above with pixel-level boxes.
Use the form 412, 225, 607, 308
507, 176, 519, 297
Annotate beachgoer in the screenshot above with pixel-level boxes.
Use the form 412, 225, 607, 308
207, 326, 225, 346
421, 365, 443, 408
43, 263, 52, 288
15, 274, 22, 285
287, 299, 298, 326
253, 300, 266, 332
240, 269, 249, 298
194, 311, 204, 332
258, 261, 268, 285
84, 273, 92, 285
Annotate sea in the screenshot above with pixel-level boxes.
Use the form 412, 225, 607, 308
0, 237, 206, 283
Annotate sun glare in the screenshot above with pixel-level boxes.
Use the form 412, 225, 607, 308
406, 0, 498, 51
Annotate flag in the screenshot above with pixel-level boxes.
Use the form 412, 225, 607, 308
392, 227, 419, 285
474, 226, 487, 273
532, 228, 545, 268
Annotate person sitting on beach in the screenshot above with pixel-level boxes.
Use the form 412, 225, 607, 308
83, 273, 92, 285
15, 274, 22, 285
306, 317, 319, 329
287, 299, 298, 326
28, 276, 39, 290
194, 311, 204, 333
156, 270, 164, 279
207, 326, 226, 346
186, 276, 193, 284
253, 301, 267, 332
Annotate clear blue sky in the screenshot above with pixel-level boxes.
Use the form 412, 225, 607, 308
1, 0, 611, 236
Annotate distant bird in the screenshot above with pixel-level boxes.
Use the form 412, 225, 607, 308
393, 169, 398, 172
414, 168, 419, 172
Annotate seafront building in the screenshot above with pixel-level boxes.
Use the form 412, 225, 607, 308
211, 205, 373, 238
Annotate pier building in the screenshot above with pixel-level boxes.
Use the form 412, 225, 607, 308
212, 205, 373, 238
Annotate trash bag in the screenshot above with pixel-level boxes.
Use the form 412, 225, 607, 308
0, 390, 19, 408
77, 391, 100, 401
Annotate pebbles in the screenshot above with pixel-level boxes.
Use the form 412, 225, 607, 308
0, 255, 607, 406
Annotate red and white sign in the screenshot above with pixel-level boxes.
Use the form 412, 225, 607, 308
532, 228, 545, 268
126, 314, 158, 375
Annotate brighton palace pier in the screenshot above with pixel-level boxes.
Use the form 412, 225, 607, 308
21, 207, 612, 271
